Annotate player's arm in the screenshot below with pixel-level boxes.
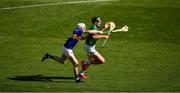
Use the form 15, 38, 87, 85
81, 30, 103, 40
84, 22, 110, 34
84, 30, 103, 34
93, 34, 109, 39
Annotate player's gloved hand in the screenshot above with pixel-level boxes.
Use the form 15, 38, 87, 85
104, 35, 109, 39
99, 31, 104, 34
104, 22, 110, 28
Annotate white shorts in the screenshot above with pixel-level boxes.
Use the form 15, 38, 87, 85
62, 47, 75, 57
84, 44, 98, 55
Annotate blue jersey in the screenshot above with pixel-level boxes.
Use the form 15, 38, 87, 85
64, 28, 83, 49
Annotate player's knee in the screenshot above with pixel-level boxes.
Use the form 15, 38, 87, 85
99, 59, 105, 64
73, 63, 79, 67
58, 59, 66, 64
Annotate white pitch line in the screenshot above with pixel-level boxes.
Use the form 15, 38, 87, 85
1, 0, 118, 10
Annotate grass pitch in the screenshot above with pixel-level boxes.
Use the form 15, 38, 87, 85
0, 0, 180, 92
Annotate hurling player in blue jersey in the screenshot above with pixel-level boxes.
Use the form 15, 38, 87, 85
41, 23, 104, 83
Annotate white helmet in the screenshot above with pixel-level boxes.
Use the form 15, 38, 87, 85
77, 23, 86, 28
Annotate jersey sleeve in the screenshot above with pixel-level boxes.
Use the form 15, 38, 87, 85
90, 25, 97, 30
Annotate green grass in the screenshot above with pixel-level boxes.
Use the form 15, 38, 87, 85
0, 0, 180, 92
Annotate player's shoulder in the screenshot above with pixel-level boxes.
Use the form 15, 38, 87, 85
73, 27, 83, 34
90, 25, 97, 30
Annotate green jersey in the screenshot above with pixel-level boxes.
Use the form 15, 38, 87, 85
85, 25, 99, 46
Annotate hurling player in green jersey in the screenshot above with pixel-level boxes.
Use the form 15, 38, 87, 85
79, 16, 109, 78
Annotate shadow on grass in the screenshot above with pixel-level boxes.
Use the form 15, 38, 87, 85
7, 75, 75, 83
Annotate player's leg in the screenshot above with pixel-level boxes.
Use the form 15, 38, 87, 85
79, 58, 91, 78
80, 44, 102, 78
80, 59, 90, 71
67, 51, 81, 82
41, 53, 67, 64
42, 47, 71, 63
80, 44, 94, 73
84, 44, 105, 64
80, 45, 105, 74
89, 52, 105, 64
60, 47, 81, 82
50, 54, 67, 64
